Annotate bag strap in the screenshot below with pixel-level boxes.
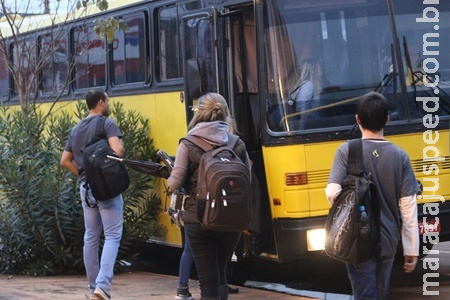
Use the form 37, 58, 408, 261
81, 116, 105, 207
182, 133, 239, 153
94, 116, 106, 141
83, 182, 98, 208
83, 116, 106, 150
226, 134, 239, 150
182, 135, 212, 152
347, 139, 365, 176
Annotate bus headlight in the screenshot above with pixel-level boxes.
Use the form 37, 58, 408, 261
307, 228, 326, 251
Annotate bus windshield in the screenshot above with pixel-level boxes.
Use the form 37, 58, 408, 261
264, 0, 450, 133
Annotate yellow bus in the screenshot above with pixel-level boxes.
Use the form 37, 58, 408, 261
1, 0, 449, 265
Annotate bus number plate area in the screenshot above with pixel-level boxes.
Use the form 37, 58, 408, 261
419, 218, 441, 235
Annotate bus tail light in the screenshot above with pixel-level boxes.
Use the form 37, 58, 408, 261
285, 172, 308, 185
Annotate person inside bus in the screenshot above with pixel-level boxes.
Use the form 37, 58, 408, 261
325, 92, 420, 299
167, 93, 251, 300
289, 58, 322, 129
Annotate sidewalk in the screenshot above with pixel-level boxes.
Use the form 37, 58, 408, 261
0, 271, 315, 300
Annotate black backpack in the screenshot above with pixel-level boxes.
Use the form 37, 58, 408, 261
325, 139, 380, 264
81, 116, 130, 202
182, 134, 252, 232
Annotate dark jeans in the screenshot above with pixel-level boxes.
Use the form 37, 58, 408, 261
184, 222, 241, 300
346, 255, 395, 300
179, 228, 194, 287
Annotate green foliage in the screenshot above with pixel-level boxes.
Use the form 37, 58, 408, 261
0, 101, 163, 275
76, 0, 128, 43
94, 17, 129, 43
77, 0, 109, 11
0, 105, 83, 275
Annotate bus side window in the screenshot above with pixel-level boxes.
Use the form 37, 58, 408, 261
72, 26, 106, 89
112, 13, 147, 86
158, 6, 182, 80
0, 54, 8, 99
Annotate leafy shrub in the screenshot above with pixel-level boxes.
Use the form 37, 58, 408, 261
0, 102, 163, 275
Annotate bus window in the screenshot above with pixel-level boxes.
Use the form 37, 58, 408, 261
72, 26, 106, 89
158, 5, 181, 80
112, 13, 147, 86
264, 0, 450, 132
40, 34, 68, 95
156, 2, 202, 82
0, 52, 9, 100
12, 38, 37, 99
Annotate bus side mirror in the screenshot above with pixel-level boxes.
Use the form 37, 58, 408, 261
186, 58, 206, 99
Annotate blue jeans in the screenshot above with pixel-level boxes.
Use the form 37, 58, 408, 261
179, 229, 194, 287
80, 184, 123, 294
184, 223, 241, 299
346, 255, 395, 300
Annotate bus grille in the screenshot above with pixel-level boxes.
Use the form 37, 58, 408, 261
412, 156, 450, 173
306, 170, 330, 184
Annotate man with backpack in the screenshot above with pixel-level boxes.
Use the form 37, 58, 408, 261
325, 92, 420, 299
168, 93, 251, 300
61, 90, 125, 300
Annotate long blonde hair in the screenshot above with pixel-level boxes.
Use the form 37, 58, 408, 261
289, 58, 322, 96
187, 93, 236, 133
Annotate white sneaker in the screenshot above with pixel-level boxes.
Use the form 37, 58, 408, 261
94, 287, 111, 300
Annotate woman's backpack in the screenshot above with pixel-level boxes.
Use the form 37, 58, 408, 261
182, 134, 252, 232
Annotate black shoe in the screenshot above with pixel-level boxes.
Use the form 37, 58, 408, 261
228, 285, 239, 294
175, 285, 193, 299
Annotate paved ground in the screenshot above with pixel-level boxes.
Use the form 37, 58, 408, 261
0, 271, 315, 300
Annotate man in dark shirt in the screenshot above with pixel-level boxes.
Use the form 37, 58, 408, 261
61, 90, 125, 300
326, 92, 419, 299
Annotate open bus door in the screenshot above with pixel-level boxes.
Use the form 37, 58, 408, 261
181, 8, 220, 122
181, 1, 285, 273
179, 5, 273, 282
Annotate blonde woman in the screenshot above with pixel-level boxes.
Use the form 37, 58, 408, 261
168, 93, 251, 300
288, 59, 322, 129
292, 58, 322, 109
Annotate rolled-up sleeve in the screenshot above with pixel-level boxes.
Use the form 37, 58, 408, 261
325, 183, 342, 205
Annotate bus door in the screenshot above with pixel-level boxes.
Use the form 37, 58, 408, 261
181, 8, 220, 122
181, 4, 273, 258
180, 5, 260, 143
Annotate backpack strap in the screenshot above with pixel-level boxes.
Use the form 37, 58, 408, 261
81, 116, 106, 208
182, 133, 239, 152
94, 116, 106, 141
347, 139, 366, 176
226, 134, 239, 150
182, 135, 212, 152
79, 116, 106, 176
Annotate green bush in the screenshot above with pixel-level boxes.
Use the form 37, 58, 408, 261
0, 102, 163, 275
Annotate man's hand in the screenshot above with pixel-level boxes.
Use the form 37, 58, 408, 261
404, 255, 418, 273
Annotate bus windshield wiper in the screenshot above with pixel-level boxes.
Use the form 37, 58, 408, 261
403, 36, 450, 114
